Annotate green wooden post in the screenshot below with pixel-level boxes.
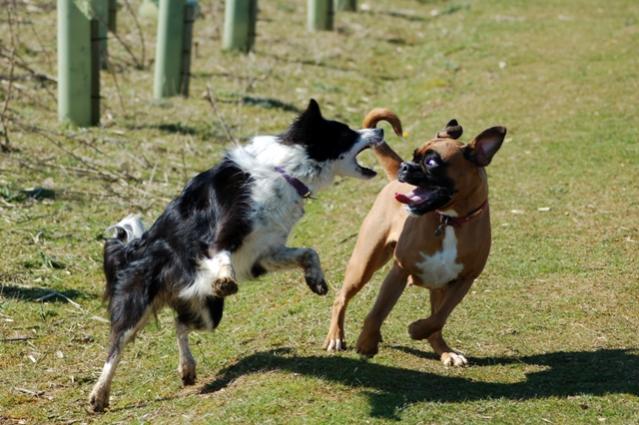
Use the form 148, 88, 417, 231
57, 0, 99, 126
92, 0, 109, 69
154, 0, 185, 98
180, 0, 197, 96
308, 0, 333, 31
154, 0, 197, 98
108, 0, 117, 32
223, 0, 257, 53
335, 0, 356, 12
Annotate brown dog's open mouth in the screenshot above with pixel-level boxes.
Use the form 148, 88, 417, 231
395, 186, 453, 214
395, 187, 435, 206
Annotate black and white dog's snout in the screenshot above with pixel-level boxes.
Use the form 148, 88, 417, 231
358, 127, 384, 145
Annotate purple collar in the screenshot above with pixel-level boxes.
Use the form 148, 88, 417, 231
274, 166, 312, 199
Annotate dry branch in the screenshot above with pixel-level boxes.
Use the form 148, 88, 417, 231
204, 85, 238, 144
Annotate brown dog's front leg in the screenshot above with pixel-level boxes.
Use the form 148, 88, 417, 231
356, 264, 408, 357
408, 277, 474, 341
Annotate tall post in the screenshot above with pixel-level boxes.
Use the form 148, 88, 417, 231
108, 0, 117, 32
90, 19, 101, 122
180, 0, 197, 96
92, 0, 109, 69
153, 0, 186, 98
335, 0, 356, 12
223, 0, 257, 53
57, 0, 99, 126
308, 0, 333, 31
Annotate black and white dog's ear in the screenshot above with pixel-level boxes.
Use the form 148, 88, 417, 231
303, 98, 322, 120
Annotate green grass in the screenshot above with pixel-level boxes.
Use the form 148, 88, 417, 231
1, 0, 638, 423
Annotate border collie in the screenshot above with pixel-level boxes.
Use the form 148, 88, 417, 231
89, 99, 384, 411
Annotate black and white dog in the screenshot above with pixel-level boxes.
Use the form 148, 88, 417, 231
89, 99, 385, 411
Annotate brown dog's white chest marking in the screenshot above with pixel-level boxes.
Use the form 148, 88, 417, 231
413, 226, 463, 288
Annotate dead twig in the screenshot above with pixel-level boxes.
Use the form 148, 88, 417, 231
11, 119, 142, 183
204, 85, 238, 144
35, 291, 84, 310
2, 336, 35, 342
1, 3, 17, 152
121, 0, 147, 68
100, 13, 144, 69
15, 387, 52, 400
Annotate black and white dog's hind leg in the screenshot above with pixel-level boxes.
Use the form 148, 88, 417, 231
90, 215, 153, 412
176, 320, 196, 385
257, 246, 328, 295
89, 306, 153, 412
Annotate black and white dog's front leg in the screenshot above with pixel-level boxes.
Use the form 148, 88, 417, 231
259, 247, 328, 295
193, 250, 238, 298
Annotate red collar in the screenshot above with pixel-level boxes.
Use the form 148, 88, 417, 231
434, 200, 489, 235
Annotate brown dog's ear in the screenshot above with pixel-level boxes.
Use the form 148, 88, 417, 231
464, 126, 507, 166
437, 119, 463, 139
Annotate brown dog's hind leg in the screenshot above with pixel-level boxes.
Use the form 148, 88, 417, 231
355, 264, 408, 357
324, 227, 393, 351
408, 279, 474, 367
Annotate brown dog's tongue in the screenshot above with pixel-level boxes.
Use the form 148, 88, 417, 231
396, 188, 431, 205
395, 192, 413, 204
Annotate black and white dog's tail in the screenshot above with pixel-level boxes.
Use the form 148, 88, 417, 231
103, 215, 145, 303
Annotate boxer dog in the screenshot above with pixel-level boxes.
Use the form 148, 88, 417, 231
324, 108, 506, 366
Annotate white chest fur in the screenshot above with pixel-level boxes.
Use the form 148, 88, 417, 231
231, 177, 304, 281
415, 226, 463, 288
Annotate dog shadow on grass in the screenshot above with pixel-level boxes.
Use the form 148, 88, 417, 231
201, 347, 639, 420
0, 284, 87, 303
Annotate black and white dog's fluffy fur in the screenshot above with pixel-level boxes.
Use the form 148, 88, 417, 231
89, 99, 384, 411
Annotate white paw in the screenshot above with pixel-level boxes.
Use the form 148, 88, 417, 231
441, 352, 468, 367
89, 385, 109, 412
326, 338, 346, 352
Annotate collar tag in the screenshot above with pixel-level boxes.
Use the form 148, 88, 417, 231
274, 166, 313, 199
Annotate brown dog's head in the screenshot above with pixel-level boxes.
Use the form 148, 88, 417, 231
396, 120, 506, 215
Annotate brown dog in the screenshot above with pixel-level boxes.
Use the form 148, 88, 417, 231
324, 109, 506, 366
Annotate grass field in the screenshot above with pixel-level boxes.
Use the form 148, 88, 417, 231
1, 0, 638, 423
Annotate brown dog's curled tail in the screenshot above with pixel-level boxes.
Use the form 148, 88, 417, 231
363, 108, 404, 181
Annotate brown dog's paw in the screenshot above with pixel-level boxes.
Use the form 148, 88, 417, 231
212, 276, 238, 297
324, 328, 346, 352
441, 352, 468, 367
356, 330, 381, 357
408, 319, 441, 340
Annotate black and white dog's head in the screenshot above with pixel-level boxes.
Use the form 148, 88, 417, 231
281, 99, 384, 180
